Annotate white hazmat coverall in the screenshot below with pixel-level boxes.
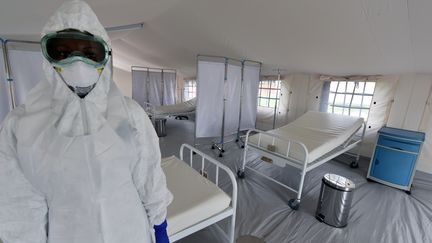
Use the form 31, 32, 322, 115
0, 1, 172, 242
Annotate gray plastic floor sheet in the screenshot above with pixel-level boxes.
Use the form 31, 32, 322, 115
160, 119, 432, 243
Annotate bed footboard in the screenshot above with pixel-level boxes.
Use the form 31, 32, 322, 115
172, 144, 237, 243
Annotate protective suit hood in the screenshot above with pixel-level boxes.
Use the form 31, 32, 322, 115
0, 2, 172, 243
39, 0, 113, 136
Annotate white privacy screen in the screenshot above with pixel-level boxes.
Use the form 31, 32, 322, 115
163, 72, 176, 105
8, 50, 45, 106
148, 71, 162, 106
224, 63, 242, 135
132, 70, 148, 107
240, 64, 260, 130
195, 61, 225, 138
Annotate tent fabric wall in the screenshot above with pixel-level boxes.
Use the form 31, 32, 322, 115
0, 48, 10, 123
195, 60, 225, 138
360, 76, 398, 156
387, 74, 432, 174
240, 64, 260, 130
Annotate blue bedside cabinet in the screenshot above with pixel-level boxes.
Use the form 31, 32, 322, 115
367, 126, 425, 193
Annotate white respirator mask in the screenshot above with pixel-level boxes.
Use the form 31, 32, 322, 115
55, 61, 104, 98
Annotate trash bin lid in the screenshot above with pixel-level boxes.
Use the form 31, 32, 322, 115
323, 173, 355, 191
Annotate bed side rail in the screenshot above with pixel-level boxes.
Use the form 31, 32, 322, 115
245, 129, 309, 164
179, 144, 238, 209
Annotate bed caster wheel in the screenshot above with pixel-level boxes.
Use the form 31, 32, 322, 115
237, 170, 245, 179
288, 199, 300, 210
219, 153, 223, 158
235, 139, 239, 142
350, 161, 359, 168
241, 145, 245, 149
211, 145, 215, 150
221, 149, 225, 153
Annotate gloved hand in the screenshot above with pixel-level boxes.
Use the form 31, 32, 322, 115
154, 220, 170, 243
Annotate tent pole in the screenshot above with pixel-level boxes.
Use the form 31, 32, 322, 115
161, 69, 164, 105
272, 69, 281, 129
236, 61, 245, 145
146, 68, 150, 103
194, 55, 199, 148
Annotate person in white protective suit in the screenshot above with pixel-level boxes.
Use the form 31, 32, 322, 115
0, 1, 173, 243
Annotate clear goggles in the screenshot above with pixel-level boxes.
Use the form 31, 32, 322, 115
41, 29, 111, 68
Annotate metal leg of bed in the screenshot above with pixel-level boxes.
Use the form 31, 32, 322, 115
228, 211, 236, 243
212, 142, 225, 157
350, 121, 366, 168
237, 134, 249, 178
288, 161, 308, 210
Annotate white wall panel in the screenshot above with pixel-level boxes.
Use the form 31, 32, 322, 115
403, 75, 432, 130
387, 74, 415, 128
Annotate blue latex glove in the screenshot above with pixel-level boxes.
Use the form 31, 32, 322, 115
154, 220, 170, 243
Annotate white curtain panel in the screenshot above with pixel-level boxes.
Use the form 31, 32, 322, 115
195, 60, 225, 138
0, 50, 11, 123
132, 70, 148, 107
224, 63, 242, 136
148, 71, 162, 106
8, 50, 45, 106
163, 72, 176, 105
240, 64, 260, 130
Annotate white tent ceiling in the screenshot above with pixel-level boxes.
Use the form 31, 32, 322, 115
1, 0, 432, 76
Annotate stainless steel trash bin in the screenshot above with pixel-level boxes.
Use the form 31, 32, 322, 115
316, 173, 355, 227
154, 118, 167, 137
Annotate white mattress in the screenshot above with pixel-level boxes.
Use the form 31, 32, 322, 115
154, 98, 196, 115
249, 111, 363, 163
162, 156, 231, 236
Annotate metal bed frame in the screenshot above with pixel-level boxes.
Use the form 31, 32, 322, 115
237, 122, 366, 210
142, 101, 195, 125
170, 144, 237, 243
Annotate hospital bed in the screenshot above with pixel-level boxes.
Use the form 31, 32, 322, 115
164, 144, 237, 243
238, 111, 365, 210
144, 98, 196, 119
